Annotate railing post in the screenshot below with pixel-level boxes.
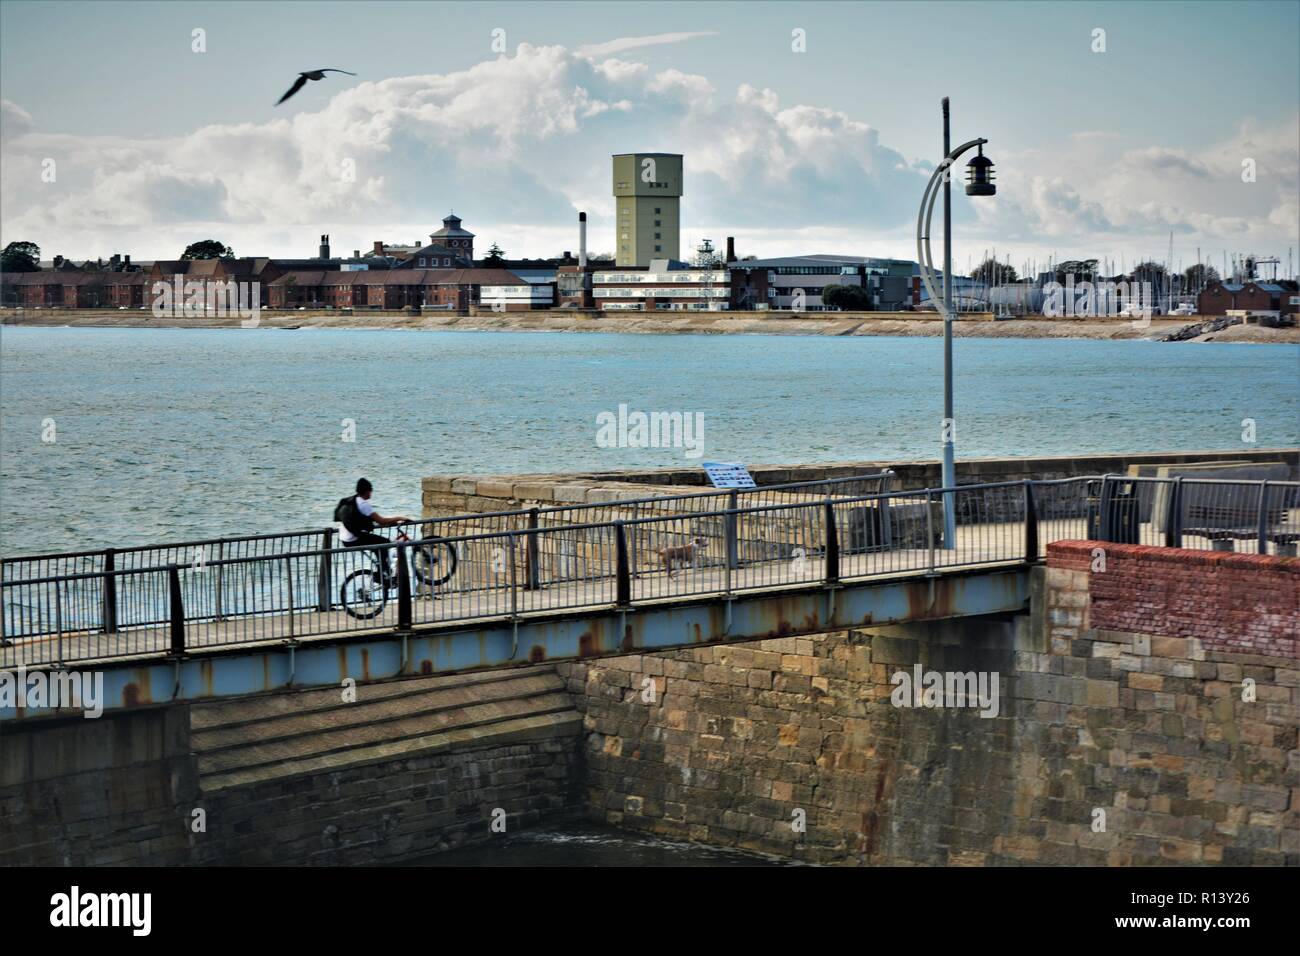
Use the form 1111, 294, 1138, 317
317, 528, 333, 612
214, 540, 225, 620
725, 490, 739, 570
167, 564, 185, 656
824, 500, 840, 585
55, 579, 65, 664
1098, 476, 1116, 542
525, 508, 540, 590
101, 548, 118, 634
1257, 480, 1270, 555
926, 488, 936, 574
1163, 477, 1183, 549
395, 542, 412, 631
507, 533, 519, 618
1023, 480, 1039, 563
284, 556, 296, 638
615, 521, 631, 606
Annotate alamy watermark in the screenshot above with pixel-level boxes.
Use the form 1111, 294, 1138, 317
152, 276, 261, 326
595, 403, 704, 459
890, 664, 1000, 718
0, 665, 104, 718
50, 886, 150, 936
1042, 276, 1155, 323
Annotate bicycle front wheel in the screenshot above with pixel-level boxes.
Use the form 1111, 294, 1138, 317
340, 568, 387, 620
412, 538, 457, 587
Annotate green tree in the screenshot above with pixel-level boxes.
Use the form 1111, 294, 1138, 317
0, 241, 41, 272
821, 284, 872, 311
181, 240, 234, 260
1052, 259, 1098, 283
481, 242, 505, 265
970, 258, 1019, 285
1129, 260, 1167, 281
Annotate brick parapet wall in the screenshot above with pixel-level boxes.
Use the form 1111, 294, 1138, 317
1047, 541, 1299, 659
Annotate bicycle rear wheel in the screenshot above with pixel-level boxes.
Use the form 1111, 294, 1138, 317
412, 538, 457, 587
340, 568, 387, 619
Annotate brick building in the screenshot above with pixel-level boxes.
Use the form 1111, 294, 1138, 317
386, 215, 477, 269
429, 214, 475, 260
267, 268, 534, 311
147, 258, 284, 307
1197, 279, 1300, 319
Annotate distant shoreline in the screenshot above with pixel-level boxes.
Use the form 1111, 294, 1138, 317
3, 309, 1297, 344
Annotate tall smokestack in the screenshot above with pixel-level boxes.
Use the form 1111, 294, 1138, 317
319, 234, 330, 259
726, 237, 735, 263
579, 212, 587, 268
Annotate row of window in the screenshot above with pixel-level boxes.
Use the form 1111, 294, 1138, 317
480, 286, 553, 299
595, 272, 727, 283
594, 288, 729, 298
602, 302, 729, 311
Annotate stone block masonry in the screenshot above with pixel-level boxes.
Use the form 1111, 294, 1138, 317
556, 546, 1298, 865
423, 449, 1298, 517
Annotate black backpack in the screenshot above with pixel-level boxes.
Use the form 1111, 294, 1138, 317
334, 495, 362, 534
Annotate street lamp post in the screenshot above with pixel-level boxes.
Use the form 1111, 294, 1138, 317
916, 97, 996, 549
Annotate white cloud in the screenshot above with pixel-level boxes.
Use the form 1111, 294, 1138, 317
1, 46, 1295, 268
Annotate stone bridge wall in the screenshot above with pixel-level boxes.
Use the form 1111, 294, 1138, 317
555, 543, 1297, 865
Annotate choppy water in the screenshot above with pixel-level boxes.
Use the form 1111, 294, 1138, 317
1, 326, 1296, 556
410, 823, 795, 866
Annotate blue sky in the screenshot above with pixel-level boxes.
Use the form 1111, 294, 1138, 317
2, 0, 1297, 272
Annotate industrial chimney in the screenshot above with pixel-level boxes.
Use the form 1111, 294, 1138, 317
726, 237, 735, 264
319, 234, 331, 259
578, 212, 587, 268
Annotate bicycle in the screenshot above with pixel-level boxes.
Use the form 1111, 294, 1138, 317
338, 528, 458, 620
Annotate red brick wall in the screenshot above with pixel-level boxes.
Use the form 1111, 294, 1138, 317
1048, 541, 1299, 659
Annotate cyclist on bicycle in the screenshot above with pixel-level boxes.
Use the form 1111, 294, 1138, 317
335, 478, 412, 587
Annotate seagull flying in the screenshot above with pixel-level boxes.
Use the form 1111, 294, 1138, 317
275, 69, 357, 106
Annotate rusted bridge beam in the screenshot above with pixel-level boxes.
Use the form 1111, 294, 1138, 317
2, 566, 1029, 721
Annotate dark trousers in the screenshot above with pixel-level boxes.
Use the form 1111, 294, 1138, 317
345, 532, 393, 584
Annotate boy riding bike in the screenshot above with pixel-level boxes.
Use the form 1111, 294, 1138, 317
334, 478, 412, 587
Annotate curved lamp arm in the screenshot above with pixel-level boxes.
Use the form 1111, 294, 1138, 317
916, 138, 988, 318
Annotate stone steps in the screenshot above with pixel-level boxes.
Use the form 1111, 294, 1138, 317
191, 667, 579, 792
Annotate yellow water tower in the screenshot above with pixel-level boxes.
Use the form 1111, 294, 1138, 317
612, 153, 683, 267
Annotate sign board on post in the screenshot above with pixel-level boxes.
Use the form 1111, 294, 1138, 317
702, 461, 756, 489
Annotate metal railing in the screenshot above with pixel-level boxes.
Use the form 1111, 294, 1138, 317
2, 475, 1295, 668
0, 471, 896, 633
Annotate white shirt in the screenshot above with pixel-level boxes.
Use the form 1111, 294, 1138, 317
339, 496, 376, 543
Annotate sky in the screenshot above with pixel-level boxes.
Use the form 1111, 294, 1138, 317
1, 0, 1298, 276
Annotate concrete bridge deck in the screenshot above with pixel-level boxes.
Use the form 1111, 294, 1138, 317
4, 472, 1296, 721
